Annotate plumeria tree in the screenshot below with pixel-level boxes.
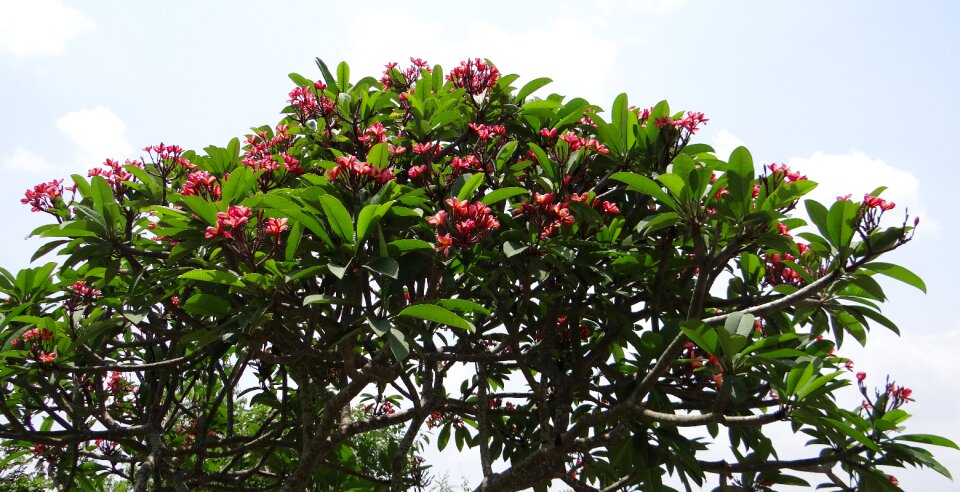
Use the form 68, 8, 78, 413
1, 57, 956, 491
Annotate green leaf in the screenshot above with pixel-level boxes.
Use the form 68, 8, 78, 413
365, 256, 399, 279
182, 293, 231, 317
179, 269, 244, 287
503, 240, 528, 258
434, 299, 491, 316
724, 312, 756, 337
515, 77, 552, 102
456, 173, 485, 201
367, 316, 390, 336
398, 304, 475, 331
495, 140, 518, 172
288, 72, 312, 87
356, 201, 393, 248
657, 174, 686, 202
315, 57, 337, 90
826, 198, 858, 251
611, 172, 676, 209
437, 424, 451, 451
318, 194, 355, 243
796, 371, 843, 401
895, 434, 960, 450
180, 195, 220, 225
527, 143, 557, 183
367, 142, 389, 169
638, 212, 680, 234
285, 221, 303, 261
336, 60, 350, 92
220, 165, 255, 204
863, 262, 927, 293
480, 186, 528, 206
386, 328, 409, 361
681, 321, 717, 354
328, 263, 347, 280
822, 417, 880, 452
388, 239, 434, 252
804, 200, 831, 240
726, 146, 755, 215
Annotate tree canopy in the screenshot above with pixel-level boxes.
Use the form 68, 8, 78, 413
1, 57, 955, 491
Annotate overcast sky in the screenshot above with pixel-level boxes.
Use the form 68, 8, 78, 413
1, 1, 958, 489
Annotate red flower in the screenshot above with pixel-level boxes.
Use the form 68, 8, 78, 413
451, 155, 482, 172
777, 223, 792, 237
436, 233, 455, 256
412, 142, 435, 155
864, 194, 895, 211
601, 201, 620, 215
427, 210, 448, 227
856, 371, 867, 382
540, 128, 558, 138
408, 164, 427, 179
38, 352, 56, 364
888, 475, 899, 486
265, 217, 289, 235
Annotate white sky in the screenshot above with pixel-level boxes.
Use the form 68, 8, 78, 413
1, 0, 958, 489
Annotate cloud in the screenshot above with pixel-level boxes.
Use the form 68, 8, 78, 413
597, 0, 687, 15
786, 150, 935, 232
0, 0, 95, 57
343, 13, 621, 105
55, 106, 134, 169
710, 129, 745, 160
1, 147, 58, 173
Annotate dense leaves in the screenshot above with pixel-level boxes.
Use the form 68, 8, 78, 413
0, 57, 953, 491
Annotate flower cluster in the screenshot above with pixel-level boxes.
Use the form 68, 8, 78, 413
143, 142, 195, 170
380, 57, 430, 91
358, 121, 388, 146
288, 81, 335, 121
176, 418, 219, 448
327, 154, 395, 191
362, 400, 397, 416
512, 193, 576, 239
678, 341, 725, 389
205, 205, 252, 239
412, 141, 441, 156
241, 125, 304, 189
12, 327, 56, 366
763, 251, 803, 286
88, 158, 141, 197
450, 154, 483, 173
21, 179, 65, 214
559, 132, 610, 154
181, 170, 222, 200
468, 123, 506, 142
447, 58, 499, 96
68, 280, 102, 304
767, 163, 807, 183
652, 111, 710, 134
857, 193, 898, 234
106, 371, 130, 396
428, 198, 500, 256
426, 411, 465, 429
